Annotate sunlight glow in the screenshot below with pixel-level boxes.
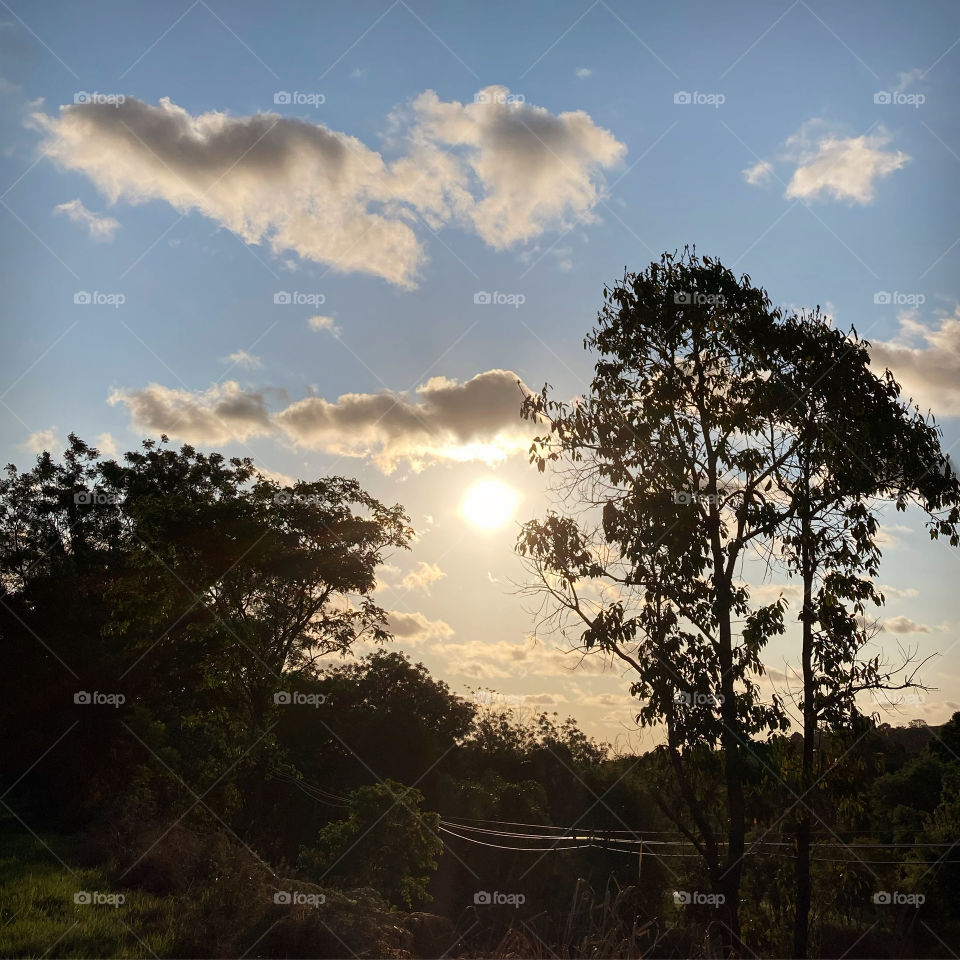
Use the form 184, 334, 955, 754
460, 478, 520, 531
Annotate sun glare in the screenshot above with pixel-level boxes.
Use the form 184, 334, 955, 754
460, 478, 520, 531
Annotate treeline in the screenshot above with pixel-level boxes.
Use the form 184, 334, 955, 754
0, 435, 958, 957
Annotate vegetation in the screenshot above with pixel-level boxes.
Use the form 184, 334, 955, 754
2, 253, 957, 957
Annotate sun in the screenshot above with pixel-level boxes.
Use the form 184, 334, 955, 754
460, 478, 520, 531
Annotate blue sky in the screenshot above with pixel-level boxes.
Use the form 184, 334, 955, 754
2, 0, 959, 745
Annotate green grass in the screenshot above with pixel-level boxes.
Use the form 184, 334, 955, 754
0, 827, 177, 959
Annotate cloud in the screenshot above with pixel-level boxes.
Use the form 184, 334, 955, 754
387, 610, 454, 644
402, 561, 446, 594
883, 616, 931, 634
869, 307, 960, 417
33, 88, 625, 286
410, 86, 625, 248
276, 369, 532, 471
746, 583, 803, 606
745, 120, 908, 205
785, 133, 908, 204
878, 584, 919, 600
575, 67, 592, 79
223, 349, 262, 369
308, 315, 340, 335
53, 197, 120, 240
110, 368, 533, 472
894, 68, 924, 93
876, 522, 912, 549
256, 465, 296, 487
108, 381, 273, 444
23, 427, 57, 453
94, 432, 117, 456
742, 159, 774, 186
438, 637, 619, 680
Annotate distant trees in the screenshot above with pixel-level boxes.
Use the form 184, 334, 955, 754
517, 249, 960, 957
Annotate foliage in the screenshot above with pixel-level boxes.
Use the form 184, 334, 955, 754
299, 780, 443, 907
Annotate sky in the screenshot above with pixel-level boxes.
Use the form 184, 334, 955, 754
1, 0, 959, 749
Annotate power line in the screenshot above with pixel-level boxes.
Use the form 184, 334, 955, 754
273, 768, 960, 855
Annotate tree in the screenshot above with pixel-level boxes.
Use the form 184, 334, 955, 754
0, 435, 412, 823
518, 250, 798, 953
298, 780, 443, 907
516, 250, 960, 956
763, 308, 960, 957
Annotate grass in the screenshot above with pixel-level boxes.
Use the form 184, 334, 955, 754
0, 826, 177, 959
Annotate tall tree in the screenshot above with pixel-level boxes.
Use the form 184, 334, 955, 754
517, 252, 960, 956
765, 310, 960, 957
518, 250, 797, 953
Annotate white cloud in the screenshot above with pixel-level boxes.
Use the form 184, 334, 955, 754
402, 561, 446, 594
53, 198, 120, 240
110, 368, 534, 473
876, 522, 912, 549
884, 616, 931, 634
745, 120, 908, 205
256, 465, 296, 487
894, 68, 924, 93
742, 159, 774, 186
878, 584, 919, 600
223, 349, 262, 369
869, 307, 960, 417
277, 369, 532, 471
575, 67, 592, 79
746, 583, 803, 606
94, 432, 117, 456
438, 636, 619, 680
375, 563, 402, 588
308, 315, 340, 335
410, 85, 625, 248
24, 427, 57, 453
108, 381, 273, 445
785, 132, 908, 204
387, 610, 454, 644
33, 89, 625, 286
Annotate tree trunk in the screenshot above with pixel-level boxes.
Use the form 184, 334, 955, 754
717, 577, 745, 957
793, 474, 815, 959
